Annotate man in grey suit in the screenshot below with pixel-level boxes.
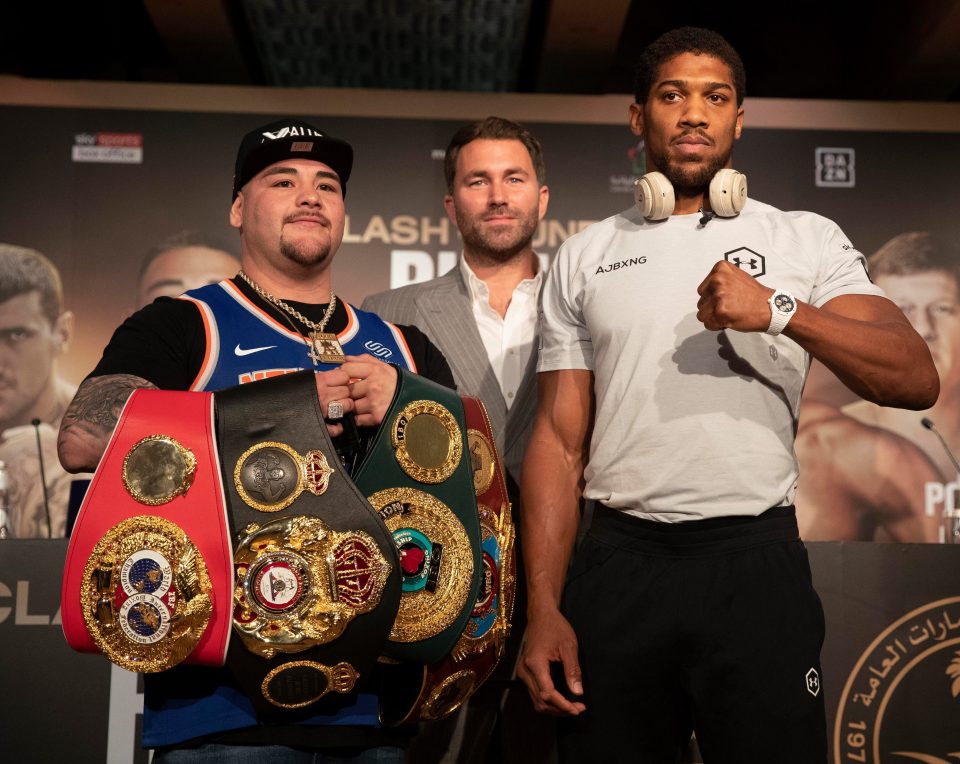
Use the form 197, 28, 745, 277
363, 115, 548, 505
362, 115, 551, 763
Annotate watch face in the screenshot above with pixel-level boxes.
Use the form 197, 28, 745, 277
774, 293, 795, 313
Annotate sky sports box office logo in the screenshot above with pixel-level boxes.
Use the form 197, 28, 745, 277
72, 132, 144, 164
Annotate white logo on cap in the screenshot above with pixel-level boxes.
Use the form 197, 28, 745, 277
262, 126, 324, 141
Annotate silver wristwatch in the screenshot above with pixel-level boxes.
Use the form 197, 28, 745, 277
766, 289, 797, 335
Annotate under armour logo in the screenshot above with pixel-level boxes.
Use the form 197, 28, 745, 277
724, 247, 766, 278
806, 668, 821, 697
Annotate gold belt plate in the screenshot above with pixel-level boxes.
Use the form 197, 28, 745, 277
233, 515, 391, 658
81, 515, 212, 672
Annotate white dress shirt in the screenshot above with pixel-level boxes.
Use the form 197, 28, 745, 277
460, 256, 542, 410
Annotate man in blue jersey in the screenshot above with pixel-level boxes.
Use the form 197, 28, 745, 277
59, 118, 454, 762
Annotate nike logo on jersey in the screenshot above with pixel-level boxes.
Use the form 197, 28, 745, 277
234, 344, 277, 356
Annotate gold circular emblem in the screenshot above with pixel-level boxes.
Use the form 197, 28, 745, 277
421, 669, 477, 720
234, 442, 334, 512
368, 487, 474, 643
122, 435, 197, 505
261, 660, 359, 709
391, 401, 462, 484
233, 516, 390, 658
833, 596, 960, 764
81, 515, 212, 672
466, 429, 496, 496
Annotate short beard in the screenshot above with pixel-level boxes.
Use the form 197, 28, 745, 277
279, 235, 331, 268
456, 207, 538, 264
652, 149, 730, 196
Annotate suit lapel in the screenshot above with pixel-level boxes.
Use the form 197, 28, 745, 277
414, 269, 508, 438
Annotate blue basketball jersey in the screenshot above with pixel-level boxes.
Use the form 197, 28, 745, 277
179, 280, 417, 391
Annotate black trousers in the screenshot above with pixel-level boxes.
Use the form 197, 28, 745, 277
559, 505, 827, 764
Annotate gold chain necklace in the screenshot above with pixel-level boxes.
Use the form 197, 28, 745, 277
237, 270, 345, 365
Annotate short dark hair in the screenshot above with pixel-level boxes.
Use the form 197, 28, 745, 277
444, 116, 546, 193
634, 27, 746, 106
138, 230, 228, 281
869, 232, 960, 286
0, 244, 63, 325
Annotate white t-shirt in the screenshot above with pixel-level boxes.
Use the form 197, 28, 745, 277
538, 198, 885, 520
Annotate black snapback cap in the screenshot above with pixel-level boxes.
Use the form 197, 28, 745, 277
232, 118, 354, 199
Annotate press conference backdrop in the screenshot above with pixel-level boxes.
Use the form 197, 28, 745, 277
3, 86, 960, 541
1, 81, 959, 761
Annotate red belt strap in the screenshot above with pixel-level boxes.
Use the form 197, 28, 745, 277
61, 389, 233, 669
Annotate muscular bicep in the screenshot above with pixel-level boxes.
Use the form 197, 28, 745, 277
58, 374, 156, 473
793, 292, 938, 409
528, 369, 594, 465
819, 293, 912, 326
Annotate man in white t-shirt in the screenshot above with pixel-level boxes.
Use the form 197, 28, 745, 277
517, 27, 938, 764
363, 116, 551, 763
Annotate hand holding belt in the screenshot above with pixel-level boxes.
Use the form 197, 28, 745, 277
215, 370, 400, 716
353, 369, 483, 666
379, 394, 516, 725
61, 390, 233, 672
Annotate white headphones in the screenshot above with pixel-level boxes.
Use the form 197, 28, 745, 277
633, 168, 748, 221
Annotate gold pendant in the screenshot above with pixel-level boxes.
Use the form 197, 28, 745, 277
309, 331, 346, 365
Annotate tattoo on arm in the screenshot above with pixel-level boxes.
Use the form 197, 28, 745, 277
58, 374, 156, 471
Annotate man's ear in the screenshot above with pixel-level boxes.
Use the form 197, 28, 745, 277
443, 195, 457, 226
537, 185, 549, 222
53, 310, 74, 353
629, 102, 645, 137
229, 193, 244, 230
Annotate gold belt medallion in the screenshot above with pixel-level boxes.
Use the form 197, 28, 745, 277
261, 660, 359, 709
391, 401, 462, 484
421, 669, 477, 720
368, 487, 473, 643
81, 515, 212, 672
233, 515, 391, 658
122, 435, 197, 505
234, 442, 334, 512
466, 428, 496, 496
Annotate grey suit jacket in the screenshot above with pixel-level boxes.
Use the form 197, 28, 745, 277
362, 266, 539, 502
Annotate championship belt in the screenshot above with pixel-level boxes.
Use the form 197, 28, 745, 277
354, 370, 483, 665
62, 367, 501, 723
61, 390, 233, 672
379, 394, 516, 725
215, 371, 400, 715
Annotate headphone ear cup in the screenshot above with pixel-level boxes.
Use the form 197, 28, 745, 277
634, 172, 675, 221
709, 169, 748, 217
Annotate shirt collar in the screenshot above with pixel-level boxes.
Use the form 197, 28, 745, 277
459, 254, 543, 303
